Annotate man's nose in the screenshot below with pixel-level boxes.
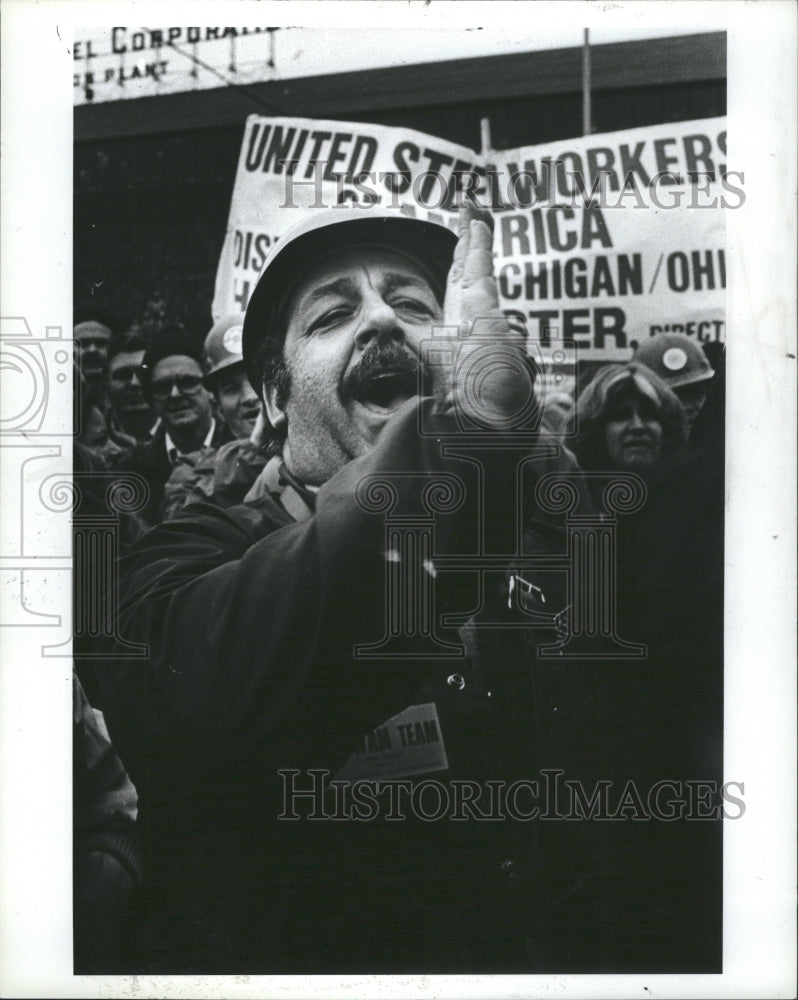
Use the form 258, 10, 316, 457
169, 381, 183, 398
130, 370, 142, 387
628, 407, 646, 429
354, 295, 405, 348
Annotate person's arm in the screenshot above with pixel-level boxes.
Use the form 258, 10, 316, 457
116, 398, 474, 765
73, 675, 142, 972
115, 202, 536, 765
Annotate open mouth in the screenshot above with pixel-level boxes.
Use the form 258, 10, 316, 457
351, 369, 418, 414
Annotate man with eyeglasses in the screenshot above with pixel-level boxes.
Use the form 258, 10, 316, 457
161, 314, 274, 519
123, 329, 233, 525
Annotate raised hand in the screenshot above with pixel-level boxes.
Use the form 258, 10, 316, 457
442, 198, 535, 428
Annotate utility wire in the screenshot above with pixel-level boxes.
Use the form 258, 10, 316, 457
139, 27, 286, 116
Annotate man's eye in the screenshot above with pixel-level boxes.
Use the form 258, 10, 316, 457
311, 306, 351, 331
392, 298, 432, 316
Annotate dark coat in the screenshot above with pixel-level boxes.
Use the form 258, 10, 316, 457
104, 398, 722, 974
119, 419, 234, 527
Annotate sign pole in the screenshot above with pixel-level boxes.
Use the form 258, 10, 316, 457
582, 27, 592, 136
479, 116, 493, 158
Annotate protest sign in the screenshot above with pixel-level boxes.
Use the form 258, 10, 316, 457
213, 115, 729, 374
492, 118, 730, 364
211, 116, 478, 319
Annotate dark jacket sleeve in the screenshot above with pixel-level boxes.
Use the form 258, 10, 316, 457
73, 675, 143, 885
115, 399, 480, 769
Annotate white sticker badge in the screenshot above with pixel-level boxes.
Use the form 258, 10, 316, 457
663, 346, 688, 371
334, 703, 449, 782
222, 324, 243, 356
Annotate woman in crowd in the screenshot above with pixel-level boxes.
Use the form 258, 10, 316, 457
571, 362, 688, 477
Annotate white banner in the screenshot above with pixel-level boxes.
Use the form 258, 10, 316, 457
213, 115, 730, 365
212, 115, 476, 321
492, 118, 730, 362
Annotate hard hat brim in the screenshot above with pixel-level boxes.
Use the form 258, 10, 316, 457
663, 369, 715, 389
203, 355, 246, 387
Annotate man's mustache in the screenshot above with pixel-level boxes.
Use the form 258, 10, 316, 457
621, 432, 655, 446
340, 341, 430, 404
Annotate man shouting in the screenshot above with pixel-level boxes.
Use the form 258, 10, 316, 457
104, 202, 717, 974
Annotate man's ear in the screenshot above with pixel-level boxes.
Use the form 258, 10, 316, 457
263, 383, 287, 433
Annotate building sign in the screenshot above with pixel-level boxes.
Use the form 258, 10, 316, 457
73, 27, 279, 103
71, 26, 540, 106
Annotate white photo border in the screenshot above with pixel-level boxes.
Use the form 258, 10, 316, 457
1, 1, 795, 997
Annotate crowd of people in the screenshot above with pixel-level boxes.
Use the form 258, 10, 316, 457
73, 202, 725, 974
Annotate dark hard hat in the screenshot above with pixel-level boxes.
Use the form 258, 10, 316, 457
241, 208, 458, 393
634, 333, 714, 389
203, 314, 246, 385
